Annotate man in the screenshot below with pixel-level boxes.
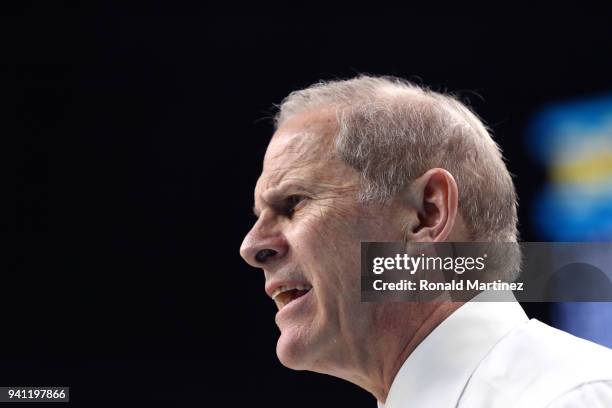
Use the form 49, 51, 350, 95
239, 76, 612, 407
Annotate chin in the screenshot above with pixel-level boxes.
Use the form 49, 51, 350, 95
275, 327, 316, 371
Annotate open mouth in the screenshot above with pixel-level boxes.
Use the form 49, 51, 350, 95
271, 284, 312, 310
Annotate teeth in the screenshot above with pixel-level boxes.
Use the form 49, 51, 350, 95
271, 284, 312, 300
271, 283, 313, 311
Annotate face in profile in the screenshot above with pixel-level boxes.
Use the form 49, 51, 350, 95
240, 109, 406, 374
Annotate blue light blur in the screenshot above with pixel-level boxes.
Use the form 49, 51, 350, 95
526, 94, 612, 347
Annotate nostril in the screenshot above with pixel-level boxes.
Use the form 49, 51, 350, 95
255, 248, 277, 263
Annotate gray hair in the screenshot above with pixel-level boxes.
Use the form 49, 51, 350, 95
274, 75, 520, 277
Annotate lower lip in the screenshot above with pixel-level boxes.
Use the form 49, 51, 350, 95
276, 289, 313, 319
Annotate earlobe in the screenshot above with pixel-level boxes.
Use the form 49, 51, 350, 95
403, 168, 459, 242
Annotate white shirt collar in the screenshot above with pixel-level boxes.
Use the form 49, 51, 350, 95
378, 291, 528, 408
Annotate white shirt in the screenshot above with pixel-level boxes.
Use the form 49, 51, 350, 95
378, 292, 612, 408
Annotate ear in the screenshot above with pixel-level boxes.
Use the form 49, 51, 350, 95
402, 168, 459, 242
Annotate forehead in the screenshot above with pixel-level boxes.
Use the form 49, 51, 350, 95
255, 108, 356, 195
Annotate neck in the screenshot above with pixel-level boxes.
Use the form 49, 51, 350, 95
368, 302, 463, 403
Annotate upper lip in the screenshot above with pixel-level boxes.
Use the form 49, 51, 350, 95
265, 279, 312, 299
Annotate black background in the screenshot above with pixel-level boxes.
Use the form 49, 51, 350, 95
7, 8, 612, 407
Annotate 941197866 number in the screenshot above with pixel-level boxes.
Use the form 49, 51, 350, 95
7, 388, 66, 399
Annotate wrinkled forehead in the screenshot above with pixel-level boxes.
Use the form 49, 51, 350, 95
256, 109, 351, 192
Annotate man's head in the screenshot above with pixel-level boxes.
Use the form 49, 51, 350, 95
239, 75, 519, 394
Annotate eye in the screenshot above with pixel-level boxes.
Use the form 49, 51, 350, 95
282, 194, 306, 218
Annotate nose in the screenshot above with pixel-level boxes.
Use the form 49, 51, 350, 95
240, 221, 288, 268
254, 248, 277, 263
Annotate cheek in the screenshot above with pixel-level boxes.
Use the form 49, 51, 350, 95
290, 207, 358, 253
290, 205, 368, 292
309, 227, 363, 304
